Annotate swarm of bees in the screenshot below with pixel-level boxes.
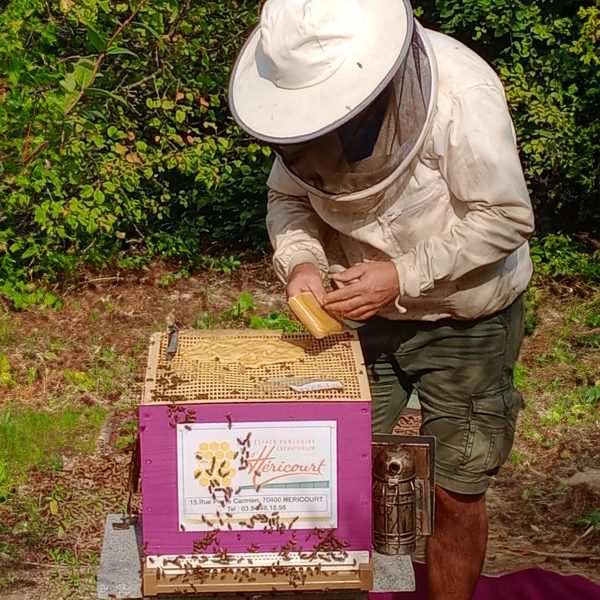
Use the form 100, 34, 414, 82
145, 352, 363, 593
147, 419, 355, 592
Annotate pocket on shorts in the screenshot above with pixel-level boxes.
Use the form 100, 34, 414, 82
461, 385, 517, 476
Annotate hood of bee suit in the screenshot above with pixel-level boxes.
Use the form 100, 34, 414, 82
229, 0, 437, 205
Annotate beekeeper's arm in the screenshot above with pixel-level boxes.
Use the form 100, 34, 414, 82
325, 83, 534, 318
266, 159, 331, 301
391, 83, 534, 298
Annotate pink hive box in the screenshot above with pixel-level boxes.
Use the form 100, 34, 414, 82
139, 329, 373, 595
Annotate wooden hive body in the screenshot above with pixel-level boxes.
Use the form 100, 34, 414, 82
140, 330, 373, 595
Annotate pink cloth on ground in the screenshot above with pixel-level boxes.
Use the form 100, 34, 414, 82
370, 561, 600, 599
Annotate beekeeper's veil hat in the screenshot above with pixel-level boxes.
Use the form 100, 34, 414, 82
229, 0, 436, 199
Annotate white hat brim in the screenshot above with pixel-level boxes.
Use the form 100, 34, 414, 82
229, 0, 414, 144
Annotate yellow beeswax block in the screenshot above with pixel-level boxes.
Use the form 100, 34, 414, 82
288, 292, 343, 339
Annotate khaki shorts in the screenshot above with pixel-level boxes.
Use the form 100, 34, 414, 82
356, 296, 525, 495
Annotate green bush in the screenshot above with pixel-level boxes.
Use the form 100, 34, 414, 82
0, 0, 598, 307
530, 234, 600, 281
0, 0, 270, 307
416, 0, 599, 231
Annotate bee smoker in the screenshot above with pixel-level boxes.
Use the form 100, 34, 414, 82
372, 445, 417, 555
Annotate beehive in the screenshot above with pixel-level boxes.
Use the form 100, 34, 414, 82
140, 329, 373, 595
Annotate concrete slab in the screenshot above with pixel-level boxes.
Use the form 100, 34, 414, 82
97, 514, 415, 598
372, 552, 415, 592
97, 514, 143, 599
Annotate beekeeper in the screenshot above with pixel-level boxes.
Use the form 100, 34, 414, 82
229, 0, 534, 598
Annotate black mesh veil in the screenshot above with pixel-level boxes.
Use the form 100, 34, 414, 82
272, 29, 433, 197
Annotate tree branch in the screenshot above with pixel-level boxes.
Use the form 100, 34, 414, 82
63, 0, 149, 117
22, 0, 149, 166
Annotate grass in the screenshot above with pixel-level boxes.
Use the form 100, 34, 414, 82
195, 292, 302, 332
0, 353, 15, 387
573, 509, 600, 530
0, 256, 598, 595
0, 402, 110, 594
0, 312, 16, 345
514, 284, 600, 451
567, 295, 600, 328
508, 448, 527, 467
0, 404, 107, 501
524, 285, 545, 335
57, 344, 138, 401
45, 546, 98, 595
114, 420, 137, 451
540, 386, 599, 427
536, 338, 577, 366
513, 363, 535, 393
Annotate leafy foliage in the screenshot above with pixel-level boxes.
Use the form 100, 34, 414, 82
0, 0, 598, 307
416, 0, 599, 231
221, 292, 301, 332
530, 234, 600, 281
0, 0, 269, 306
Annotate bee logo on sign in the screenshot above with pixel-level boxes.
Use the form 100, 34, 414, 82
194, 442, 237, 488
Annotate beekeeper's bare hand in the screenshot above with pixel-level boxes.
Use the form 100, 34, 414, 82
323, 261, 399, 321
286, 262, 326, 303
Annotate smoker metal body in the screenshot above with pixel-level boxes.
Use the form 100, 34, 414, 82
373, 445, 416, 554
372, 434, 435, 556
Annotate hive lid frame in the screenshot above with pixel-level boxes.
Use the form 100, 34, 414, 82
143, 330, 371, 404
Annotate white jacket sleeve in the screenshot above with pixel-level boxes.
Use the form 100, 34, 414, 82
266, 159, 331, 283
392, 84, 535, 297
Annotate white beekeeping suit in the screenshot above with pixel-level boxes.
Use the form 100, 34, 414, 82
229, 0, 534, 321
